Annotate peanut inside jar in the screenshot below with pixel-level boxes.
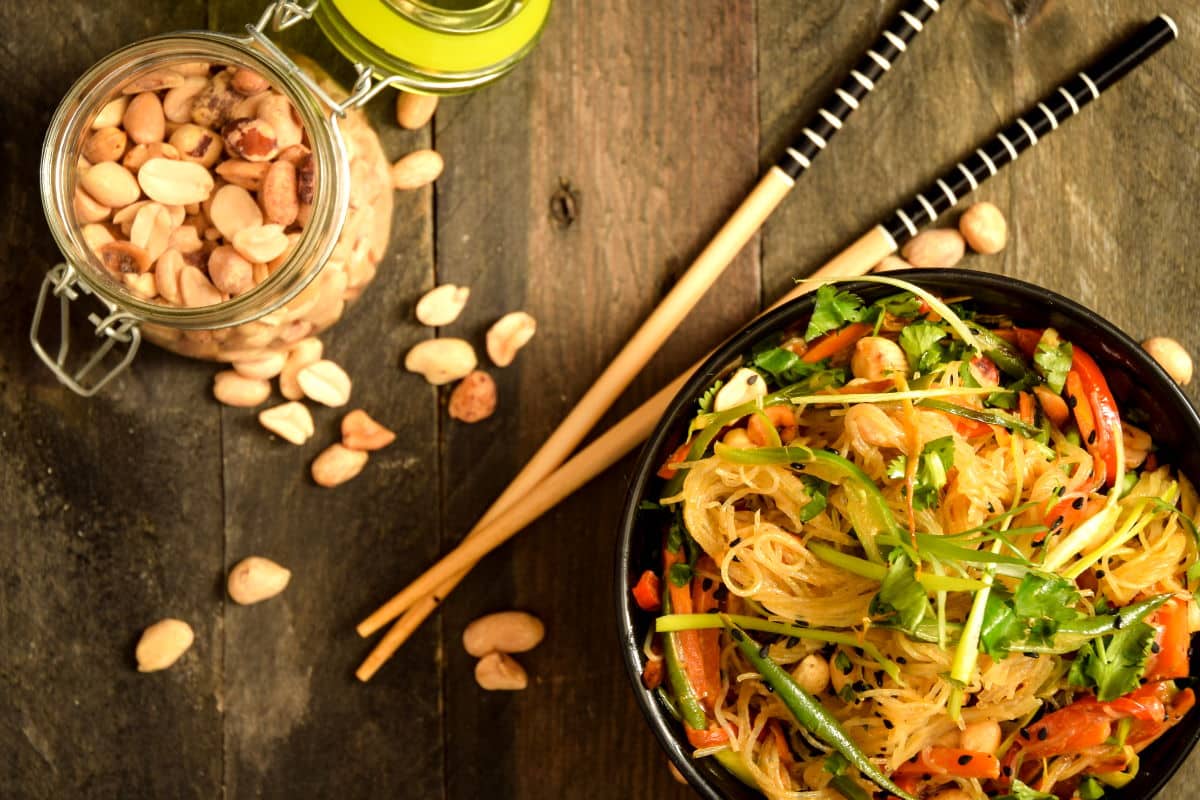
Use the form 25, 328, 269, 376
70, 56, 393, 362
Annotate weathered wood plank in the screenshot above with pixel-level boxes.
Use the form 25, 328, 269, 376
205, 5, 445, 798
0, 3, 224, 798
432, 2, 759, 797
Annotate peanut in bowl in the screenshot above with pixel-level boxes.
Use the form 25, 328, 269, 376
615, 270, 1200, 800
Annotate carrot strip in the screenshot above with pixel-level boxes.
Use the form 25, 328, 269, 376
1146, 597, 1190, 681
802, 322, 873, 364
657, 440, 693, 480
895, 748, 1000, 780
1018, 391, 1035, 426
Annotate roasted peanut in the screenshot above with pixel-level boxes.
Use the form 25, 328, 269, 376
448, 371, 497, 423
791, 654, 830, 695
163, 75, 209, 123
155, 249, 185, 303
395, 91, 438, 130
311, 444, 369, 488
167, 224, 203, 255
129, 203, 174, 263
82, 126, 128, 163
209, 184, 263, 239
122, 141, 180, 171
179, 265, 224, 307
80, 161, 140, 208
208, 246, 255, 296
960, 720, 1001, 754
223, 117, 278, 162
213, 370, 271, 407
92, 96, 128, 129
231, 68, 270, 96
415, 284, 469, 327
261, 160, 299, 226
73, 187, 111, 224
227, 556, 292, 605
712, 367, 767, 412
232, 224, 288, 263
169, 124, 222, 168
233, 351, 287, 380
1143, 336, 1193, 385
404, 338, 477, 385
341, 409, 395, 451
81, 223, 115, 254
296, 359, 352, 407
390, 149, 443, 191
463, 611, 545, 657
486, 311, 536, 367
257, 401, 315, 445
959, 201, 1007, 254
123, 92, 166, 145
97, 241, 151, 275
474, 653, 528, 691
279, 337, 323, 400
122, 69, 185, 95
135, 618, 194, 673
213, 158, 270, 191
256, 93, 303, 149
137, 158, 214, 205
190, 69, 240, 128
900, 229, 965, 268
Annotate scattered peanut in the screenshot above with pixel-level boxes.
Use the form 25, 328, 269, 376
395, 91, 439, 130
232, 350, 287, 380
462, 611, 545, 657
123, 92, 166, 145
232, 223, 288, 263
179, 265, 224, 307
92, 96, 129, 129
474, 652, 529, 691
227, 556, 292, 605
390, 149, 444, 190
900, 228, 965, 268
404, 338, 477, 385
448, 370, 497, 423
486, 311, 536, 367
872, 254, 914, 273
212, 370, 271, 407
1143, 336, 1193, 385
73, 188, 111, 224
341, 409, 396, 451
851, 336, 908, 381
82, 127, 128, 163
297, 359, 352, 407
791, 653, 830, 695
415, 284, 470, 327
255, 401, 313, 445
959, 201, 1008, 254
79, 161, 140, 208
135, 618, 194, 672
712, 367, 767, 412
279, 337, 324, 400
137, 157, 214, 205
311, 443, 369, 488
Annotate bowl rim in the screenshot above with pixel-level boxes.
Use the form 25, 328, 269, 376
613, 268, 1200, 800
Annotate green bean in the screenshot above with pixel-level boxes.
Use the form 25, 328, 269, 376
722, 616, 915, 800
917, 398, 1042, 439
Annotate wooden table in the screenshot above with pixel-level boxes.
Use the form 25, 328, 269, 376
3, 1, 1198, 797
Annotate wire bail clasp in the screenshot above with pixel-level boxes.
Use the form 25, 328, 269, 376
30, 264, 142, 397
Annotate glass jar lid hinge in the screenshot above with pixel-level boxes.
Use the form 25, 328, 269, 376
30, 264, 142, 397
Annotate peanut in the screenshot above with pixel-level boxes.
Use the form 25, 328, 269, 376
175, 61, 211, 77
80, 161, 140, 208
190, 69, 240, 129
208, 246, 255, 296
179, 265, 224, 307
390, 149, 443, 191
395, 91, 438, 130
462, 611, 545, 657
900, 228, 965, 268
73, 187, 111, 224
851, 336, 908, 381
404, 338, 477, 385
214, 158, 270, 191
128, 203, 174, 263
791, 654, 830, 695
231, 68, 270, 96
257, 400, 315, 444
213, 370, 271, 407
122, 69, 185, 95
138, 158, 214, 205
256, 93, 303, 150
959, 201, 1008, 255
223, 117, 278, 162
97, 241, 151, 275
297, 359, 352, 407
169, 124, 222, 168
261, 160, 299, 226
279, 337, 323, 400
123, 92, 166, 145
415, 284, 469, 327
233, 350, 287, 380
122, 141, 180, 172
872, 254, 914, 273
474, 653, 528, 691
960, 720, 1002, 754
341, 409, 395, 451
81, 223, 115, 254
1143, 336, 1193, 385
123, 272, 158, 300
448, 371, 497, 423
155, 249, 185, 303
82, 127, 128, 163
311, 443, 369, 488
232, 223, 288, 264
92, 96, 128, 129
486, 311, 536, 367
167, 224, 203, 255
227, 556, 292, 605
135, 618, 194, 672
209, 184, 263, 239
163, 75, 209, 123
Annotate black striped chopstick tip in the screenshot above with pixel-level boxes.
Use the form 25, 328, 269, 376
881, 14, 1179, 246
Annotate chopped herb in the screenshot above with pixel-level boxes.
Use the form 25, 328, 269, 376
995, 778, 1057, 800
899, 320, 948, 374
888, 437, 955, 510
1033, 330, 1073, 394
799, 475, 830, 522
697, 379, 723, 413
667, 562, 693, 587
750, 347, 825, 385
638, 499, 665, 512
806, 285, 869, 341
1068, 618, 1157, 701
833, 651, 853, 674
869, 553, 929, 632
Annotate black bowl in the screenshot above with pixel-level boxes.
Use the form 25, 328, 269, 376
615, 269, 1200, 800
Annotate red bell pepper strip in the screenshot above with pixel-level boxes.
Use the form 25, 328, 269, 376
657, 440, 693, 480
895, 748, 1000, 780
1145, 597, 1191, 681
663, 547, 722, 713
992, 327, 1043, 358
802, 322, 873, 364
631, 569, 662, 612
1068, 346, 1122, 487
686, 723, 730, 748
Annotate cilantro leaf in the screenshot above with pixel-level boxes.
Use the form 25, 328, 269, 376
979, 588, 1023, 659
1013, 572, 1083, 645
1033, 330, 1073, 394
995, 779, 1057, 800
799, 475, 829, 522
806, 285, 868, 341
697, 380, 723, 413
869, 553, 929, 632
899, 321, 948, 374
885, 438, 955, 511
886, 455, 907, 481
1068, 620, 1156, 701
750, 347, 823, 385
667, 562, 693, 587
876, 291, 923, 320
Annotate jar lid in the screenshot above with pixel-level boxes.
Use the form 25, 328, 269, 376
313, 0, 553, 93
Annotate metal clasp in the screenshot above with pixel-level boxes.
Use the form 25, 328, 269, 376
30, 264, 142, 397
249, 1, 412, 115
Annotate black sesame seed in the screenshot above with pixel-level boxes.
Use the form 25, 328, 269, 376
958, 754, 974, 766
786, 637, 800, 648
852, 680, 869, 693
1050, 516, 1064, 531
1072, 497, 1085, 510
1037, 727, 1049, 741
883, 719, 895, 730
896, 657, 907, 665
874, 670, 886, 685
1152, 642, 1162, 654
1003, 766, 1013, 778
729, 537, 742, 547
758, 644, 771, 659
1066, 395, 1078, 410
1095, 570, 1106, 579
1020, 729, 1031, 740
1088, 430, 1097, 445
1114, 616, 1125, 630
730, 629, 745, 642
701, 578, 714, 592
746, 374, 758, 385
988, 502, 996, 512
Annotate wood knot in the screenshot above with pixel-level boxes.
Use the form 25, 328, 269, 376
549, 178, 579, 228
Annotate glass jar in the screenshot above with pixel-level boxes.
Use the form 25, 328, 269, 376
31, 0, 552, 395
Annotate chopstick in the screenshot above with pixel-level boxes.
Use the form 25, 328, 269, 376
355, 12, 1178, 681
353, 0, 943, 679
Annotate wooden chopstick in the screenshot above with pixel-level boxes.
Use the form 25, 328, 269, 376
354, 14, 1178, 680
352, 1, 945, 680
